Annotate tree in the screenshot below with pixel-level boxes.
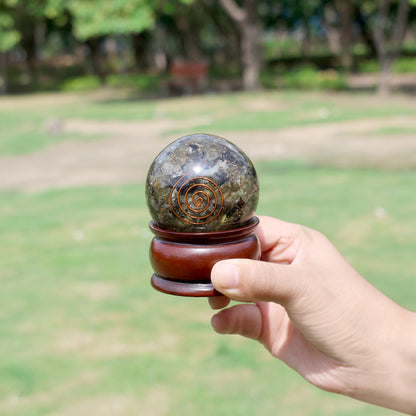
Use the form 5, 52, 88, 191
353, 2, 378, 58
361, 0, 410, 95
0, 0, 69, 90
157, 1, 204, 62
333, 0, 354, 70
131, 30, 152, 70
0, 1, 21, 93
375, 0, 410, 95
13, 5, 39, 84
69, 0, 154, 41
279, 0, 328, 59
68, 0, 155, 83
219, 0, 262, 90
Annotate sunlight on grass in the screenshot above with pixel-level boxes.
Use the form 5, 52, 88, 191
1, 163, 413, 416
1, 90, 416, 156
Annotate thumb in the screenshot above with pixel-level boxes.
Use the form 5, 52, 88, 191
211, 259, 304, 305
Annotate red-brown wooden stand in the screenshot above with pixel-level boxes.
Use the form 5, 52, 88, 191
149, 217, 260, 297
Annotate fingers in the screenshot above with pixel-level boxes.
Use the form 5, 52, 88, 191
211, 259, 305, 306
255, 215, 299, 249
210, 217, 314, 309
211, 303, 263, 340
255, 215, 304, 264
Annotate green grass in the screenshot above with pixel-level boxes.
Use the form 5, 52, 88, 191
1, 163, 414, 415
1, 89, 416, 156
0, 110, 108, 156
376, 126, 416, 135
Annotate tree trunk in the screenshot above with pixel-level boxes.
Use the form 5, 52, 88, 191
20, 22, 37, 85
354, 4, 378, 58
132, 31, 151, 70
0, 52, 8, 95
240, 14, 261, 90
301, 15, 311, 58
208, 2, 241, 70
323, 4, 341, 55
372, 0, 409, 95
85, 37, 107, 85
334, 0, 354, 70
152, 25, 168, 72
220, 0, 261, 91
14, 8, 39, 87
173, 6, 204, 62
378, 60, 392, 96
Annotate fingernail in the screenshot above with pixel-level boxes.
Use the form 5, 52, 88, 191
216, 263, 239, 290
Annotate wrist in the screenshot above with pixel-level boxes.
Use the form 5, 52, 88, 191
389, 309, 416, 415
349, 307, 416, 414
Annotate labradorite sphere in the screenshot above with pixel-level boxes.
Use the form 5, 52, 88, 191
146, 133, 259, 232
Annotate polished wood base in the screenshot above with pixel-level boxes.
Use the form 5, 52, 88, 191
149, 217, 260, 297
151, 274, 220, 297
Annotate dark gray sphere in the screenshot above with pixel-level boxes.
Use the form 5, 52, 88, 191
146, 133, 259, 232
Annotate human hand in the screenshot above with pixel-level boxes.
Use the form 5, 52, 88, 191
209, 216, 416, 414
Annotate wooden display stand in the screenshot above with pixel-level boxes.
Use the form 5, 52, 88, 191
149, 217, 260, 297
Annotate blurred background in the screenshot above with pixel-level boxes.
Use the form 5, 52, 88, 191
1, 0, 416, 95
0, 1, 416, 415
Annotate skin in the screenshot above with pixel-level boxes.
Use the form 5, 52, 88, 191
209, 216, 416, 415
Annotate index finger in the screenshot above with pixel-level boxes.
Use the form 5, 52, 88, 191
255, 215, 302, 264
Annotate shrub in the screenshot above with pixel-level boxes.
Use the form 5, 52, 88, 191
359, 57, 416, 74
392, 57, 416, 73
281, 67, 347, 90
60, 75, 102, 92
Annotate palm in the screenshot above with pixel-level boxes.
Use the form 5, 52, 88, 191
210, 216, 413, 413
257, 301, 348, 393
256, 224, 356, 392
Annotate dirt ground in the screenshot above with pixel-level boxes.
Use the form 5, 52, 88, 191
1, 87, 416, 192
1, 115, 416, 192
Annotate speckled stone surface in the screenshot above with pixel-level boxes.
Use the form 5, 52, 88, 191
146, 134, 259, 232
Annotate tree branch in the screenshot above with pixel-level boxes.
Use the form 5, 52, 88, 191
219, 0, 247, 23
391, 0, 409, 60
373, 0, 390, 60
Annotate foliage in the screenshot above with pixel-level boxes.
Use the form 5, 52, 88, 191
392, 56, 416, 72
280, 66, 347, 90
1, 0, 416, 94
359, 56, 416, 73
69, 0, 154, 40
59, 75, 102, 91
0, 1, 20, 52
59, 73, 164, 93
106, 73, 164, 92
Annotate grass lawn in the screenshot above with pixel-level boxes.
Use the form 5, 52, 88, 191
1, 89, 416, 156
0, 161, 414, 416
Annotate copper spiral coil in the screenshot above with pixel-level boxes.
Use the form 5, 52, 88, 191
169, 173, 224, 225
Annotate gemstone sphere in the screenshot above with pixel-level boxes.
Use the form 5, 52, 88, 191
146, 133, 259, 232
